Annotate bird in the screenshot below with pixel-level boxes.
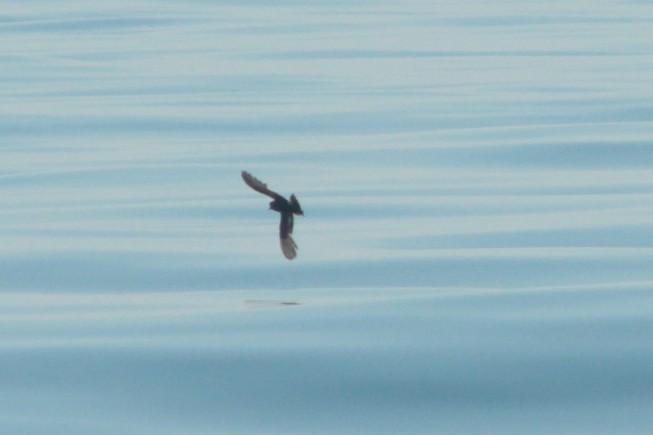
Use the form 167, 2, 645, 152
241, 171, 304, 260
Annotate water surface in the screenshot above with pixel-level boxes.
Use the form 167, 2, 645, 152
2, 1, 653, 433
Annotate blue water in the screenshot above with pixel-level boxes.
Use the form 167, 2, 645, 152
2, 1, 653, 433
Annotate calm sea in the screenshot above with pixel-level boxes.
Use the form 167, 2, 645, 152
2, 1, 653, 433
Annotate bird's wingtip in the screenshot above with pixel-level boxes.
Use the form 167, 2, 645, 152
281, 235, 298, 260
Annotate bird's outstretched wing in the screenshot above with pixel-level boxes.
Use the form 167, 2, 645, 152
280, 212, 294, 239
280, 234, 298, 260
241, 171, 281, 199
279, 212, 297, 260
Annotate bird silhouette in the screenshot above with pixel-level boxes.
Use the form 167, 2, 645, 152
241, 171, 304, 260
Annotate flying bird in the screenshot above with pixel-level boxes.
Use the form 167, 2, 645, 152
241, 171, 304, 260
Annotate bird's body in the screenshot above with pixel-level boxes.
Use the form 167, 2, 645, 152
241, 171, 303, 260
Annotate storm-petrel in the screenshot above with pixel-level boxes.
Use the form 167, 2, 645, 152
241, 171, 304, 260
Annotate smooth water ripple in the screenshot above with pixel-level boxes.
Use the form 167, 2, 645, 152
2, 1, 653, 433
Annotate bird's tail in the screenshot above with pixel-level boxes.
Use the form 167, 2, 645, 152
290, 194, 304, 215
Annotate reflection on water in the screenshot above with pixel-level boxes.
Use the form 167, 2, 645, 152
2, 0, 653, 433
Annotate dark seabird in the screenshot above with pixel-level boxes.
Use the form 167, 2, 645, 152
241, 171, 304, 260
